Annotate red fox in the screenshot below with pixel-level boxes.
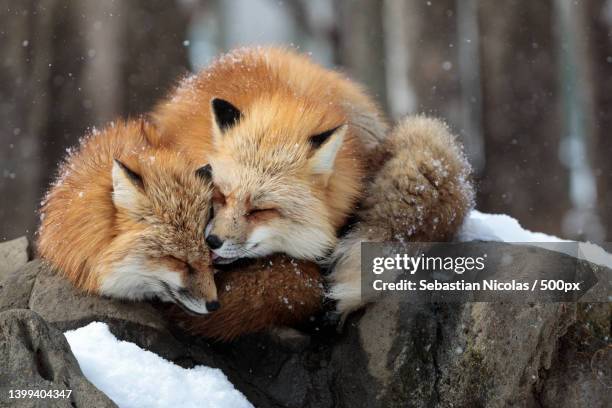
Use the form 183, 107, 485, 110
152, 47, 388, 264
37, 120, 220, 315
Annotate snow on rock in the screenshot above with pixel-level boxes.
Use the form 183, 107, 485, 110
458, 210, 564, 243
459, 210, 612, 270
64, 322, 253, 408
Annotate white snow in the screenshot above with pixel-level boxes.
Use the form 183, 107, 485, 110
64, 322, 253, 408
458, 210, 563, 243
459, 210, 612, 270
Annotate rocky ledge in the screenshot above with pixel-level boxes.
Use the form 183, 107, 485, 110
0, 237, 610, 408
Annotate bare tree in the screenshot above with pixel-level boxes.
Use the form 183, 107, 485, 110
1, 0, 63, 240
0, 0, 190, 241
582, 0, 612, 240
402, 0, 462, 125
335, 0, 388, 113
477, 0, 570, 236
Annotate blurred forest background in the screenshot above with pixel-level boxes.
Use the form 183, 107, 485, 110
0, 0, 611, 243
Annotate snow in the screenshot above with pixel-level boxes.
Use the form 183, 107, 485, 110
458, 210, 563, 243
64, 322, 253, 408
459, 210, 612, 270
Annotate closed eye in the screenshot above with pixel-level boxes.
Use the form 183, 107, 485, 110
212, 188, 226, 205
246, 208, 279, 219
167, 255, 199, 275
165, 256, 189, 273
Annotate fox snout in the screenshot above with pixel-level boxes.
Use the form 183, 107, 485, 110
205, 212, 251, 261
177, 260, 220, 315
205, 234, 224, 249
159, 257, 220, 316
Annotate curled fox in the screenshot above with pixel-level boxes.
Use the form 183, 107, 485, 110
154, 47, 474, 316
37, 119, 324, 339
38, 47, 474, 339
37, 120, 220, 314
152, 46, 388, 263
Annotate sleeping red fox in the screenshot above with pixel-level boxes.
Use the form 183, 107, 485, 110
152, 46, 388, 264
37, 120, 219, 314
37, 119, 325, 339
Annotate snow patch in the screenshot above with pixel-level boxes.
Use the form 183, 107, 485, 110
458, 210, 563, 243
459, 210, 612, 270
64, 322, 253, 408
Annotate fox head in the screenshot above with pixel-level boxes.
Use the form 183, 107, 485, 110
101, 149, 219, 315
203, 96, 350, 263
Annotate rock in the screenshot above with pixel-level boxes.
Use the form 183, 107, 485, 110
0, 309, 116, 408
539, 303, 611, 408
0, 236, 29, 282
0, 260, 40, 312
0, 244, 609, 407
435, 302, 576, 407
324, 245, 608, 407
27, 263, 195, 362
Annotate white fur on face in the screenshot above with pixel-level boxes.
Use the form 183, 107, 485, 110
208, 222, 334, 261
250, 224, 335, 260
99, 257, 210, 314
169, 292, 210, 315
99, 257, 177, 300
278, 224, 335, 260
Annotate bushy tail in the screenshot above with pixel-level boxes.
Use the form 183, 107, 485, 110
172, 256, 323, 341
328, 116, 475, 316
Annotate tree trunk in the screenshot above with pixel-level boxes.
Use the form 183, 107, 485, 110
0, 0, 58, 240
477, 0, 570, 236
583, 0, 612, 241
335, 0, 388, 113
0, 0, 189, 241
397, 0, 484, 171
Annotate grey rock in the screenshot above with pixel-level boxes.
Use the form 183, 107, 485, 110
0, 260, 41, 312
539, 303, 611, 408
0, 236, 29, 282
0, 309, 116, 408
28, 263, 193, 362
0, 244, 609, 408
326, 244, 610, 407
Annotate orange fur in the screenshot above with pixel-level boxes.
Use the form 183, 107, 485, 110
172, 255, 323, 342
151, 47, 388, 261
37, 120, 219, 312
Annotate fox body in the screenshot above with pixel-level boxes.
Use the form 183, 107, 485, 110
152, 47, 387, 263
37, 120, 220, 315
328, 117, 475, 316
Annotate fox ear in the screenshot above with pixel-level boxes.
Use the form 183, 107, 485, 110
309, 124, 348, 175
211, 98, 241, 142
112, 159, 144, 212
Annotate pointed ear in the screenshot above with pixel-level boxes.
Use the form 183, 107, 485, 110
309, 124, 348, 174
211, 98, 242, 142
112, 159, 144, 212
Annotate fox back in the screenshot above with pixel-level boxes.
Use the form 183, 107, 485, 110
152, 47, 388, 262
37, 120, 220, 315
